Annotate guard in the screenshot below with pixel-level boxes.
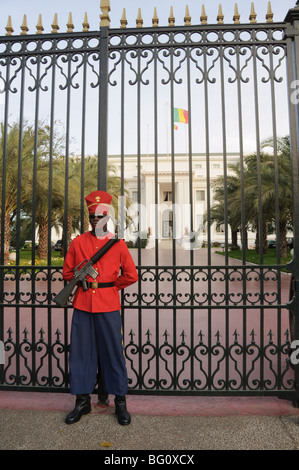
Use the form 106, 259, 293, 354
63, 190, 138, 425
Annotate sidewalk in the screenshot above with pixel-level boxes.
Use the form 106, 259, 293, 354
1, 391, 299, 450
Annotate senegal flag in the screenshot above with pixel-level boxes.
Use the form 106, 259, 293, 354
173, 108, 189, 124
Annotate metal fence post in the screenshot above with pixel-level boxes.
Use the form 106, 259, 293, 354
285, 1, 299, 406
98, 0, 111, 191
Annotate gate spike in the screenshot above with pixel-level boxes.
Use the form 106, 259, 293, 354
39, 327, 45, 341
21, 14, 29, 35
266, 1, 273, 23
51, 13, 59, 34
7, 327, 13, 339
198, 330, 205, 343
120, 8, 128, 29
168, 6, 175, 27
128, 329, 135, 343
66, 12, 74, 33
55, 329, 61, 342
145, 329, 152, 342
136, 8, 143, 28
200, 5, 208, 25
249, 329, 256, 342
217, 4, 224, 24
184, 5, 191, 26
152, 7, 159, 27
36, 14, 44, 34
233, 4, 240, 24
82, 12, 90, 32
23, 327, 29, 341
163, 330, 170, 343
249, 2, 257, 23
5, 16, 14, 36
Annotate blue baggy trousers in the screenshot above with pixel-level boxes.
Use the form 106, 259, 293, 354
69, 308, 128, 396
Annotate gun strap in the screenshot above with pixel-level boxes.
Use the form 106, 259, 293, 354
90, 236, 120, 265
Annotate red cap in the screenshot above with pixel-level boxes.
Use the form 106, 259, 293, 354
85, 190, 112, 215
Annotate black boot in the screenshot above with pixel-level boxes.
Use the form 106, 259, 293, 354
115, 395, 131, 426
65, 394, 91, 424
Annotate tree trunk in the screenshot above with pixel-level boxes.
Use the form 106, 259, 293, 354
279, 221, 288, 259
255, 220, 268, 254
231, 229, 238, 248
4, 211, 11, 264
37, 221, 48, 260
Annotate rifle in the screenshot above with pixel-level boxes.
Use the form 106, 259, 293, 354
53, 220, 134, 307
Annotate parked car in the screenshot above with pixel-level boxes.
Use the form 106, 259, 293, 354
267, 240, 276, 248
54, 240, 62, 251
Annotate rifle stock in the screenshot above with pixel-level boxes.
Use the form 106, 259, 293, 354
53, 276, 79, 307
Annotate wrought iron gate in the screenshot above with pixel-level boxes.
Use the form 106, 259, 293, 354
1, 2, 299, 404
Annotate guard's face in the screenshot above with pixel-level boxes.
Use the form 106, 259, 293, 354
89, 212, 109, 236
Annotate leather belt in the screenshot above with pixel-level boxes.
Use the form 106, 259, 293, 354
84, 282, 114, 289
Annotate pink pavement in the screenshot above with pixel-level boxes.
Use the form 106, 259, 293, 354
0, 391, 299, 417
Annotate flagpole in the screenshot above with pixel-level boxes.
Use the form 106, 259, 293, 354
165, 101, 169, 158
185, 124, 187, 157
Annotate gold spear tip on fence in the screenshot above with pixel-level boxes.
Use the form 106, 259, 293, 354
168, 6, 175, 26
36, 14, 44, 34
51, 13, 59, 33
136, 7, 143, 27
217, 4, 224, 24
184, 5, 191, 26
82, 12, 90, 32
152, 7, 159, 27
67, 12, 74, 32
266, 1, 274, 23
120, 8, 128, 28
21, 14, 29, 35
233, 3, 240, 24
249, 2, 257, 23
200, 5, 208, 25
5, 15, 14, 36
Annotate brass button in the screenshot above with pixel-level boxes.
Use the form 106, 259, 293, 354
92, 290, 96, 293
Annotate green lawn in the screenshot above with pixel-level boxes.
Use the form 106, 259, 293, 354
8, 249, 64, 266
216, 248, 292, 267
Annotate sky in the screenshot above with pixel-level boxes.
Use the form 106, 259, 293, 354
0, 0, 297, 33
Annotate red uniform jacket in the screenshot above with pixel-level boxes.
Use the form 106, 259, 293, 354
62, 231, 138, 313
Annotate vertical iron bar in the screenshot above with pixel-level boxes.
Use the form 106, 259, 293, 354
0, 56, 10, 385
31, 50, 41, 386
98, 26, 109, 191
203, 42, 212, 389
153, 43, 160, 390
15, 52, 26, 385
186, 39, 194, 389
137, 41, 142, 389
219, 44, 229, 390
47, 46, 58, 387
268, 43, 281, 387
236, 44, 247, 389
252, 43, 265, 390
80, 50, 87, 234
170, 37, 177, 390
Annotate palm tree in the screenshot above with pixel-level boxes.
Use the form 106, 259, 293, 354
0, 122, 50, 263
261, 136, 293, 257
208, 170, 242, 249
